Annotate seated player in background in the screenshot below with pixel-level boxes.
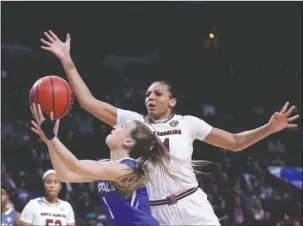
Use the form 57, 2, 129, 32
1, 184, 20, 226
19, 170, 75, 226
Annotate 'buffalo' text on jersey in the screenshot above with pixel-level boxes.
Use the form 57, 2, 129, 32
97, 158, 159, 226
116, 109, 212, 200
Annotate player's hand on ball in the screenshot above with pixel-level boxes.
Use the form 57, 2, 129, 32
40, 30, 71, 60
30, 103, 60, 143
267, 102, 300, 133
31, 103, 46, 125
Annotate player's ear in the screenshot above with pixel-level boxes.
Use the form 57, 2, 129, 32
169, 97, 177, 108
123, 138, 135, 150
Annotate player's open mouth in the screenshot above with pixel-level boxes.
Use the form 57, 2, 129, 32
148, 103, 156, 109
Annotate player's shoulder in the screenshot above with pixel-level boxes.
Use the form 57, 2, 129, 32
174, 114, 199, 123
26, 197, 43, 207
119, 157, 136, 169
175, 114, 210, 129
58, 199, 73, 209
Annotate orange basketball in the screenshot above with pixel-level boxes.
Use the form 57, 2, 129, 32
30, 76, 74, 119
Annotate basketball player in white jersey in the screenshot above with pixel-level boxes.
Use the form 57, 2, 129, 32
40, 30, 299, 225
20, 170, 75, 226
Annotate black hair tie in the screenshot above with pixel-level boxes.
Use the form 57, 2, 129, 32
40, 118, 55, 140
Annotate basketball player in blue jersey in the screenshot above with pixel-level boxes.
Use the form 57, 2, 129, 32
30, 103, 189, 226
1, 184, 20, 226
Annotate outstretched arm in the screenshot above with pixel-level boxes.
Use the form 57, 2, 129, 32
188, 102, 299, 152
40, 30, 117, 126
47, 144, 98, 183
205, 102, 299, 151
47, 137, 131, 181
30, 105, 130, 183
60, 55, 118, 126
204, 125, 272, 152
31, 117, 102, 183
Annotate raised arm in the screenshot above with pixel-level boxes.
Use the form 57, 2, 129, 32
187, 102, 299, 152
32, 120, 130, 182
40, 30, 117, 126
47, 137, 131, 181
60, 55, 118, 125
31, 115, 100, 183
30, 105, 129, 183
47, 143, 98, 183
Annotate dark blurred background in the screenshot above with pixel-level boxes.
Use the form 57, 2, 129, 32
1, 2, 302, 226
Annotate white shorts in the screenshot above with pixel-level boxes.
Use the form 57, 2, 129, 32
150, 188, 220, 225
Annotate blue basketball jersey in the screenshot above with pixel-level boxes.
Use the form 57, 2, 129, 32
97, 158, 159, 226
1, 209, 17, 226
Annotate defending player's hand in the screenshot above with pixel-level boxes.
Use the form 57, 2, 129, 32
40, 30, 71, 60
267, 102, 300, 133
30, 103, 59, 141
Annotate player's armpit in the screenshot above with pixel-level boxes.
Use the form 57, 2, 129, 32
203, 127, 238, 151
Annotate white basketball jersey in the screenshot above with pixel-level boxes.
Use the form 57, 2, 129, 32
116, 109, 212, 200
20, 197, 75, 226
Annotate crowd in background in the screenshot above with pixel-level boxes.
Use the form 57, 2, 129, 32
2, 43, 302, 226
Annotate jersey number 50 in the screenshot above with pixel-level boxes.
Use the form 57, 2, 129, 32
46, 219, 62, 226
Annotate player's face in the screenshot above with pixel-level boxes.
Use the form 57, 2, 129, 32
145, 83, 176, 118
106, 121, 136, 150
1, 188, 8, 207
44, 173, 61, 198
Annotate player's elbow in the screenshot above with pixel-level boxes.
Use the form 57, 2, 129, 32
230, 134, 244, 152
230, 145, 243, 152
226, 144, 240, 152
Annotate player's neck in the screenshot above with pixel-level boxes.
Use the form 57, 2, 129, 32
1, 205, 9, 214
110, 149, 129, 161
44, 196, 58, 204
150, 113, 174, 122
